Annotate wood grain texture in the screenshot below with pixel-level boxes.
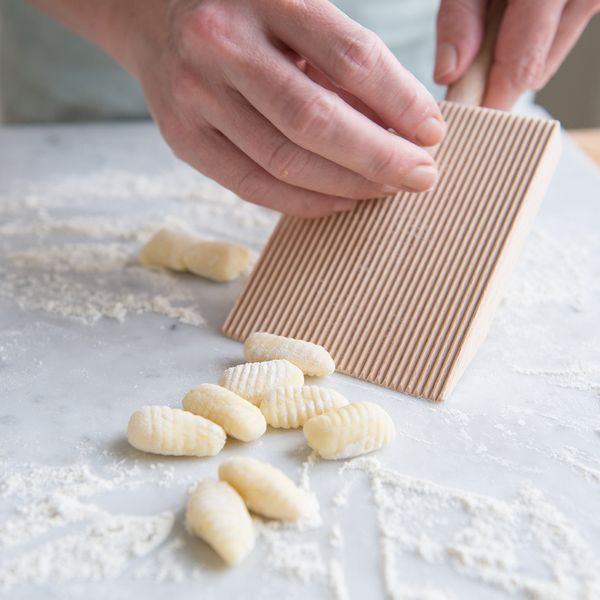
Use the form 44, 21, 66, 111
223, 102, 561, 401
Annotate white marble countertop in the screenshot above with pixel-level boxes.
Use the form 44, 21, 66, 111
0, 119, 599, 600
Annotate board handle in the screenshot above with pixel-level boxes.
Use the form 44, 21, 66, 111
445, 0, 505, 106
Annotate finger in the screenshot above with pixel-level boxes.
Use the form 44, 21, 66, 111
263, 0, 445, 147
206, 87, 402, 199
434, 0, 487, 84
173, 125, 359, 218
483, 0, 567, 110
226, 48, 439, 193
541, 0, 600, 85
301, 61, 387, 127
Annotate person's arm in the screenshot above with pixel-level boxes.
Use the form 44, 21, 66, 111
435, 0, 600, 110
29, 0, 446, 218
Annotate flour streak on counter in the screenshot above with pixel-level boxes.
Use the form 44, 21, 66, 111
0, 166, 277, 326
339, 457, 600, 600
0, 460, 176, 590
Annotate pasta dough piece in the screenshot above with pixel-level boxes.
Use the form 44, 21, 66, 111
182, 383, 266, 442
219, 359, 304, 406
260, 385, 348, 429
244, 332, 335, 376
219, 457, 312, 521
127, 406, 226, 457
182, 241, 251, 282
303, 401, 395, 459
186, 479, 254, 566
139, 226, 198, 271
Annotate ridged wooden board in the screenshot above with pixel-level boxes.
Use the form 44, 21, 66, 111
223, 102, 561, 401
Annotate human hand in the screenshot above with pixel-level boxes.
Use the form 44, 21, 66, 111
122, 0, 445, 217
435, 0, 600, 110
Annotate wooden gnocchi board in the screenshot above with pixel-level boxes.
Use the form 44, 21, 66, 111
223, 101, 561, 401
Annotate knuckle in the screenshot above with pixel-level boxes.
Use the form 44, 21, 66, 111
266, 140, 308, 182
510, 50, 546, 89
397, 89, 419, 120
180, 2, 232, 53
236, 168, 266, 201
367, 146, 398, 181
334, 30, 383, 84
288, 93, 337, 141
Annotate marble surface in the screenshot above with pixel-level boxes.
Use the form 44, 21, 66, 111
0, 119, 599, 600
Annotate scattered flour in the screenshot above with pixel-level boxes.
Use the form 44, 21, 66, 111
0, 461, 175, 591
504, 228, 589, 311
514, 364, 600, 394
339, 457, 600, 600
0, 512, 173, 589
0, 165, 277, 327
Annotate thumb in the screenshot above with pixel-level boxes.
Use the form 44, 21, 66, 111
434, 0, 487, 85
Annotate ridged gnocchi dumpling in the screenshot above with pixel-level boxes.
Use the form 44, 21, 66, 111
182, 383, 266, 442
127, 406, 226, 457
219, 359, 304, 406
186, 479, 254, 566
219, 457, 313, 521
303, 401, 395, 459
139, 226, 197, 271
260, 385, 348, 429
244, 332, 335, 377
182, 240, 251, 282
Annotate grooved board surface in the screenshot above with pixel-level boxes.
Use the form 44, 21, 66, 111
223, 102, 561, 401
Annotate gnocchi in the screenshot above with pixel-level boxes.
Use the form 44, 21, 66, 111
219, 457, 313, 521
182, 383, 266, 442
182, 240, 251, 282
127, 405, 226, 457
260, 385, 348, 429
219, 359, 304, 406
139, 226, 198, 272
244, 332, 335, 377
303, 401, 395, 459
186, 479, 254, 566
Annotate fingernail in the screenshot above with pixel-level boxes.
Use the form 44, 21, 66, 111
404, 165, 438, 192
435, 42, 457, 81
333, 199, 357, 213
415, 117, 447, 146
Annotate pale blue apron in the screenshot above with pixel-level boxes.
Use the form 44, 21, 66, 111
0, 0, 441, 123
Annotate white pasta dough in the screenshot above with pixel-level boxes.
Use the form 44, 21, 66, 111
244, 332, 335, 376
303, 401, 396, 459
182, 383, 266, 442
127, 405, 226, 457
186, 479, 255, 566
182, 240, 251, 282
138, 226, 198, 272
219, 457, 313, 521
218, 359, 304, 405
139, 226, 250, 281
260, 385, 348, 429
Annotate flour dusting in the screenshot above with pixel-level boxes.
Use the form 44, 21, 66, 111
339, 457, 600, 599
0, 164, 276, 326
0, 460, 175, 591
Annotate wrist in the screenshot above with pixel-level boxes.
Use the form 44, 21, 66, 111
100, 0, 170, 80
